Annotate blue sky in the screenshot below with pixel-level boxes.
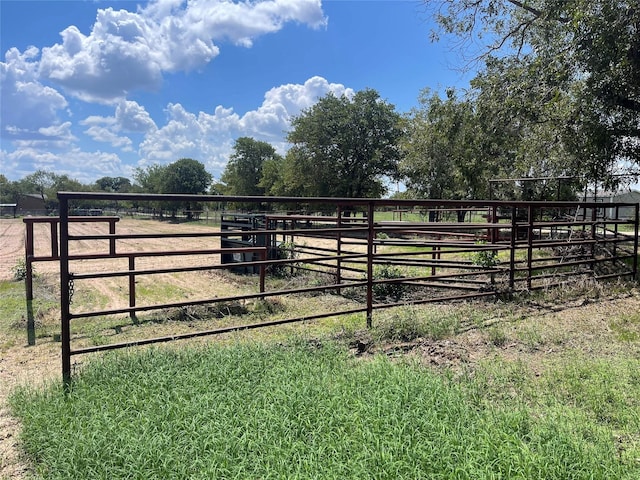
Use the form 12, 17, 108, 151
1, 0, 474, 184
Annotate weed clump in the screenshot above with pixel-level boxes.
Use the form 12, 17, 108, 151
372, 264, 407, 301
11, 258, 31, 281
374, 306, 461, 342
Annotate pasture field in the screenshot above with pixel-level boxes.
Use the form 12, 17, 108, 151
1, 217, 640, 479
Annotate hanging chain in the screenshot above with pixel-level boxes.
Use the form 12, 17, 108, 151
68, 276, 75, 305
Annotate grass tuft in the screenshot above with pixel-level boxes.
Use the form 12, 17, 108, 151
374, 306, 461, 342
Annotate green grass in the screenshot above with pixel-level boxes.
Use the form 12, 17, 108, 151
465, 356, 640, 467
0, 280, 28, 331
0, 278, 59, 345
372, 305, 463, 342
610, 313, 640, 342
10, 340, 639, 479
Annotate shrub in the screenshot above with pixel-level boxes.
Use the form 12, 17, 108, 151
470, 241, 499, 268
268, 241, 299, 278
374, 306, 462, 342
372, 264, 406, 301
374, 308, 426, 342
11, 258, 31, 281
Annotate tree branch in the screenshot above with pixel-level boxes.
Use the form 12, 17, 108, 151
505, 0, 543, 19
505, 0, 570, 23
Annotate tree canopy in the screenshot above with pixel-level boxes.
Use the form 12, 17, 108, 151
162, 158, 212, 195
424, 0, 640, 190
94, 176, 133, 193
219, 137, 282, 197
133, 159, 211, 217
401, 89, 486, 200
284, 89, 403, 198
133, 159, 210, 195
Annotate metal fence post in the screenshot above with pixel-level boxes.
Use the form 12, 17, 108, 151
129, 256, 137, 322
336, 205, 342, 292
24, 220, 36, 346
591, 205, 597, 275
634, 203, 639, 281
509, 205, 517, 290
24, 220, 34, 302
109, 219, 117, 255
366, 202, 375, 328
59, 195, 72, 386
527, 204, 534, 291
259, 249, 266, 293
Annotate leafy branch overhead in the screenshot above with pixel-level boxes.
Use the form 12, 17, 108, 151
423, 0, 640, 190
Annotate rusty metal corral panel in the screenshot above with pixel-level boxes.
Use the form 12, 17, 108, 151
53, 193, 638, 383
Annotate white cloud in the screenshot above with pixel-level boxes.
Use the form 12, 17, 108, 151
138, 76, 351, 176
0, 47, 69, 141
39, 14, 166, 103
34, 0, 326, 103
116, 100, 158, 133
83, 125, 134, 151
2, 146, 128, 183
1, 75, 352, 182
1, 0, 331, 181
241, 76, 354, 139
183, 0, 327, 47
79, 100, 156, 150
38, 122, 76, 141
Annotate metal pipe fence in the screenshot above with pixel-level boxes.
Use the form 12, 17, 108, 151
22, 216, 120, 345
54, 192, 638, 382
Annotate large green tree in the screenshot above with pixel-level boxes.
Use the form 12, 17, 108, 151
401, 83, 582, 202
18, 170, 85, 211
0, 174, 20, 204
162, 158, 211, 218
94, 176, 132, 193
133, 164, 168, 194
161, 158, 211, 195
424, 0, 640, 190
401, 89, 488, 200
220, 137, 281, 197
285, 89, 404, 199
134, 159, 211, 218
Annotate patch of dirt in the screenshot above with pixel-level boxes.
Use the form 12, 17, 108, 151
0, 340, 60, 479
348, 291, 640, 378
0, 220, 25, 281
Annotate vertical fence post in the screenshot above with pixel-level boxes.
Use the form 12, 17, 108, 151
633, 204, 639, 281
24, 220, 34, 302
366, 202, 375, 329
109, 219, 116, 255
129, 255, 137, 322
591, 205, 597, 275
24, 220, 36, 345
527, 205, 533, 291
59, 195, 72, 386
336, 205, 342, 293
431, 242, 437, 276
492, 205, 499, 243
259, 249, 266, 294
51, 220, 59, 259
509, 205, 517, 290
613, 205, 619, 258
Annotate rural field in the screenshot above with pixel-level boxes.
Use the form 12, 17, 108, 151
1, 217, 640, 479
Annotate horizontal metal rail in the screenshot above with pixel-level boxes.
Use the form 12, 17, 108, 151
53, 193, 639, 383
